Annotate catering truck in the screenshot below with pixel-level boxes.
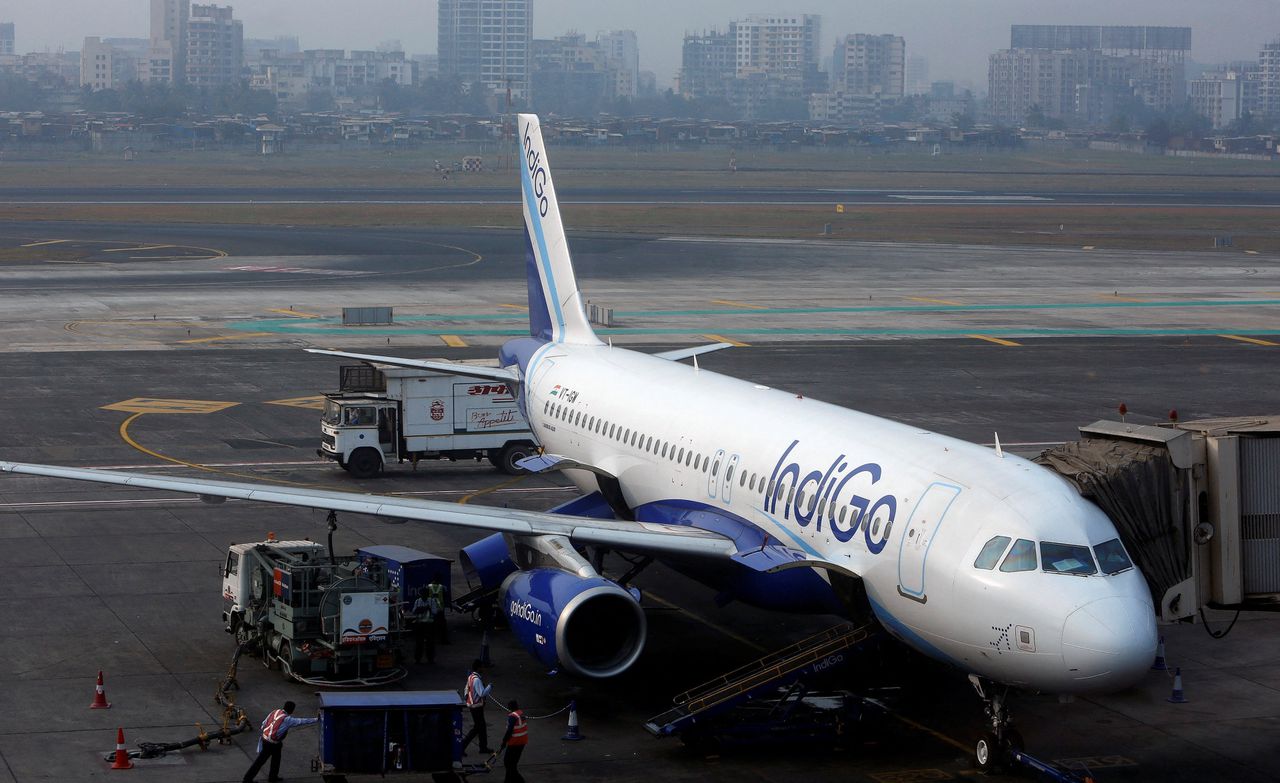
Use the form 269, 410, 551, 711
319, 362, 536, 478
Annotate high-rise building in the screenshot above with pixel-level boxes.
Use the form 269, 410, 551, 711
681, 13, 822, 117
438, 0, 531, 99
597, 30, 638, 99
678, 29, 735, 100
1190, 71, 1247, 129
186, 4, 243, 87
1261, 39, 1280, 119
833, 34, 904, 99
732, 13, 821, 89
81, 37, 139, 90
988, 25, 1191, 126
905, 54, 929, 96
150, 0, 189, 83
0, 23, 15, 56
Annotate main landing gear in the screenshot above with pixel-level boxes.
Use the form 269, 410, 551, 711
969, 675, 1023, 773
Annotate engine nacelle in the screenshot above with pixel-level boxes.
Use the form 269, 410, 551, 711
460, 533, 517, 590
501, 568, 646, 678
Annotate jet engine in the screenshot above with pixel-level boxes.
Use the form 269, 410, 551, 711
501, 568, 646, 678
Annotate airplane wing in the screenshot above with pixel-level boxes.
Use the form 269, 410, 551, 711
0, 461, 734, 560
303, 349, 520, 383
651, 343, 734, 362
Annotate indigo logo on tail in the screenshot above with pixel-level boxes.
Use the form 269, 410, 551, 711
765, 439, 898, 554
522, 123, 549, 217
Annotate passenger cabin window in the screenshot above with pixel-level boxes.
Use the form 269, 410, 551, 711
1041, 542, 1098, 576
974, 535, 1012, 570
999, 538, 1037, 572
1094, 538, 1134, 575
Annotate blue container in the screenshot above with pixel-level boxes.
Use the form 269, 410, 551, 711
317, 691, 464, 774
358, 545, 453, 604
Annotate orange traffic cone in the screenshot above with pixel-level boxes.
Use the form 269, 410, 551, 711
110, 727, 134, 769
90, 670, 111, 710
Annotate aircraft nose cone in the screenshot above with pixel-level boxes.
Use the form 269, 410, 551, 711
1061, 596, 1157, 691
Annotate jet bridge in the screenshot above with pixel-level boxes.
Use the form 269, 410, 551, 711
1035, 417, 1280, 621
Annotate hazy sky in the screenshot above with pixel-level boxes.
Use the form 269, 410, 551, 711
8, 1, 1277, 89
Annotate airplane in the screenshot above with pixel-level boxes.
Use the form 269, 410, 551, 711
0, 113, 1156, 768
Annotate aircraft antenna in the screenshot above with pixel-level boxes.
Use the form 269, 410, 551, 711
693, 355, 700, 372
994, 432, 1004, 458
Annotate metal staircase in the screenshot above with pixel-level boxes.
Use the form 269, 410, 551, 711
644, 621, 876, 737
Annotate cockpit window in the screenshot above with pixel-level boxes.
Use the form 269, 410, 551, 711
999, 538, 1037, 572
1093, 538, 1134, 575
974, 535, 1011, 570
1040, 542, 1098, 576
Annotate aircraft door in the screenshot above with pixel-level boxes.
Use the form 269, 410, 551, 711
707, 449, 725, 499
721, 454, 740, 504
896, 482, 962, 604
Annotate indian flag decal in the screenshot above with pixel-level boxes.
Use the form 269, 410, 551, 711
550, 385, 561, 396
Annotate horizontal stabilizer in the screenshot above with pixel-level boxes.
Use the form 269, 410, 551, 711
652, 343, 734, 362
304, 349, 519, 383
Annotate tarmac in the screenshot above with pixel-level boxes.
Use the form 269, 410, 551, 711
1, 223, 1279, 782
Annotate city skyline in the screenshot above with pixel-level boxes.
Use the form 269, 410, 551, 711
5, 0, 1278, 90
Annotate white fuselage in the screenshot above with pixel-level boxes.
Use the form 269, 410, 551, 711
518, 340, 1157, 694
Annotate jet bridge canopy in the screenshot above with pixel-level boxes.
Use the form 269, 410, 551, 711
1036, 417, 1280, 621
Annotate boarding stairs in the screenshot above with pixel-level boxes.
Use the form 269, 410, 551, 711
644, 621, 876, 737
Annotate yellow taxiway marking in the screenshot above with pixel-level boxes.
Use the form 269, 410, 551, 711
1220, 334, 1279, 347
499, 303, 529, 311
103, 397, 240, 415
20, 239, 70, 247
1082, 245, 1096, 250
458, 475, 528, 505
645, 591, 767, 653
702, 333, 750, 347
710, 298, 767, 310
101, 244, 172, 253
906, 296, 964, 306
440, 334, 469, 348
875, 711, 972, 755
177, 332, 273, 344
265, 395, 327, 410
266, 307, 323, 318
115, 412, 321, 487
967, 334, 1021, 346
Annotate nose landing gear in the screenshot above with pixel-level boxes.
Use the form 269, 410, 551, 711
969, 675, 1023, 773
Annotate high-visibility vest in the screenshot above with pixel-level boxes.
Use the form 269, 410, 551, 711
262, 709, 289, 742
465, 673, 483, 707
508, 710, 528, 746
427, 583, 446, 605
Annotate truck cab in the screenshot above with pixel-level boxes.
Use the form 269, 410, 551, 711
321, 396, 400, 477
318, 363, 536, 478
221, 539, 327, 635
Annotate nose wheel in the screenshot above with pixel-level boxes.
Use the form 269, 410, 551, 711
969, 675, 1022, 772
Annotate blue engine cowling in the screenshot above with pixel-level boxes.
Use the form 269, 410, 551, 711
501, 568, 646, 678
460, 533, 517, 590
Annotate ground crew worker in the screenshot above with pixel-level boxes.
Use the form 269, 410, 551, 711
498, 698, 528, 783
410, 587, 438, 664
427, 576, 449, 644
460, 659, 494, 755
243, 700, 317, 783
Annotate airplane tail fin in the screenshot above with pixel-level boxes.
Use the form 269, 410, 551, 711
518, 113, 600, 345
